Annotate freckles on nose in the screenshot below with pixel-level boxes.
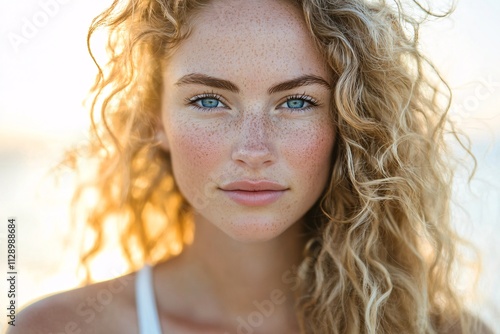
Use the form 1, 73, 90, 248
230, 111, 280, 165
236, 111, 278, 145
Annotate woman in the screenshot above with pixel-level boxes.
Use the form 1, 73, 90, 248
10, 0, 492, 333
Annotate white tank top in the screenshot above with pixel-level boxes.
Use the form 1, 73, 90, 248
135, 264, 163, 334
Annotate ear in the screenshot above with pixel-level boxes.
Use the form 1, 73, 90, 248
156, 127, 170, 152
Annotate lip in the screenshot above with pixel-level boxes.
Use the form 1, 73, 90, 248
220, 180, 288, 191
219, 180, 288, 206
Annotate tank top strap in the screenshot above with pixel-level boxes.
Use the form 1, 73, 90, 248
135, 264, 163, 334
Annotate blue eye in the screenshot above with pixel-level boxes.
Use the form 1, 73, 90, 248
187, 93, 228, 111
200, 98, 221, 108
286, 99, 306, 109
280, 94, 318, 112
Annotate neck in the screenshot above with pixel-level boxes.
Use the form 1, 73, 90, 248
154, 212, 308, 331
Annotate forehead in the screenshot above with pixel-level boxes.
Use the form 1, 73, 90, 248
164, 0, 330, 85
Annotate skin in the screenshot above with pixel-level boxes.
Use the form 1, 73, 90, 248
10, 0, 335, 333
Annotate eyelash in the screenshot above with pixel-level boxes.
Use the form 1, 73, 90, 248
282, 93, 319, 112
185, 91, 228, 111
185, 92, 319, 112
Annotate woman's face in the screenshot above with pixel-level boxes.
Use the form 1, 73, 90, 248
159, 0, 336, 242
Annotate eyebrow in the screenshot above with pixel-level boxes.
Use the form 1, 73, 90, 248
175, 73, 331, 94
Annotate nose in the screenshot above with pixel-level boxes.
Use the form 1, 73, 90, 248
231, 112, 276, 169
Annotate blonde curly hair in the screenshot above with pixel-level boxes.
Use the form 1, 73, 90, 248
63, 0, 486, 332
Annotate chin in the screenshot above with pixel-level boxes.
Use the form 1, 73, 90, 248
219, 217, 295, 243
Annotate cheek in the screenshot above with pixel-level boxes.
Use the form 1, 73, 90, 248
283, 122, 335, 186
167, 119, 226, 188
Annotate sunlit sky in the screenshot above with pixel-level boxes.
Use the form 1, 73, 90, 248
0, 0, 499, 329
0, 1, 499, 141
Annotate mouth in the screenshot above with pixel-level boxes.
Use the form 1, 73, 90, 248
218, 179, 289, 206
220, 189, 287, 206
220, 180, 288, 191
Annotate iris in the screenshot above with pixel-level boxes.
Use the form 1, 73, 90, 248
287, 99, 305, 108
200, 98, 220, 108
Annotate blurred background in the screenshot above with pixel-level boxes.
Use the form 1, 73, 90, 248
0, 0, 499, 331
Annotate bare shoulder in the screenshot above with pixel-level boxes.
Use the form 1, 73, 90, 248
7, 272, 138, 334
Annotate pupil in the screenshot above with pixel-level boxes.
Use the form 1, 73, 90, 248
287, 99, 304, 108
201, 98, 218, 108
